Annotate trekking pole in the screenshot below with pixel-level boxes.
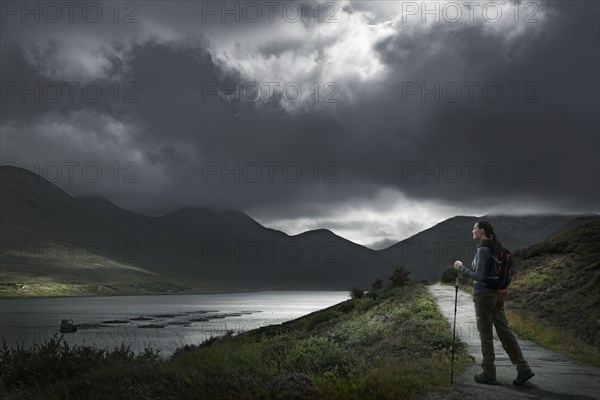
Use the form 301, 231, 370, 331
451, 274, 459, 384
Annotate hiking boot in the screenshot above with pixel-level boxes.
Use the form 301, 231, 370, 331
474, 373, 497, 385
513, 368, 535, 386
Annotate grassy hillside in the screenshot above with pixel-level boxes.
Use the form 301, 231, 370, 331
0, 281, 470, 399
505, 218, 600, 365
0, 239, 202, 297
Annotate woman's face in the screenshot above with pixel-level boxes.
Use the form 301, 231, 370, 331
472, 223, 486, 240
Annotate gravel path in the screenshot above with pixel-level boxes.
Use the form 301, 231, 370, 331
418, 283, 600, 400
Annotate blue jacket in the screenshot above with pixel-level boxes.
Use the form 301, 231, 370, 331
459, 239, 497, 296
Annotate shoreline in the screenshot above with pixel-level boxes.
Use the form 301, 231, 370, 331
0, 286, 351, 300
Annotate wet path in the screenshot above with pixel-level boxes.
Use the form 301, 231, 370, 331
419, 283, 600, 400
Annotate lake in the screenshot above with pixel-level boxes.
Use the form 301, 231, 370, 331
0, 291, 349, 358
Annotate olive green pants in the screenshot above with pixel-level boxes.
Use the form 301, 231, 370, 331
473, 292, 530, 377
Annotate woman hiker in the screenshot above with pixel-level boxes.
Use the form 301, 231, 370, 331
453, 220, 535, 386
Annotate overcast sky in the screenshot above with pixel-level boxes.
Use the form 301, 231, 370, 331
1, 0, 598, 248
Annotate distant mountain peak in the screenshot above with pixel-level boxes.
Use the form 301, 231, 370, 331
1, 164, 30, 172
367, 238, 398, 251
291, 228, 371, 249
1, 164, 48, 184
293, 228, 336, 237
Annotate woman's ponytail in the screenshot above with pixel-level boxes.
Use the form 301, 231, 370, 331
476, 220, 505, 255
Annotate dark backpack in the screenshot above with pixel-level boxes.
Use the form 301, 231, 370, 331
482, 243, 515, 289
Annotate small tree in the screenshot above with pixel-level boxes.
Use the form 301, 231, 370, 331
440, 267, 457, 284
350, 287, 365, 299
371, 278, 384, 291
389, 265, 411, 287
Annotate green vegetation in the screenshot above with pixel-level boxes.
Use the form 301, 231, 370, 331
439, 268, 457, 284
0, 337, 162, 397
0, 239, 227, 298
0, 282, 470, 400
506, 219, 600, 366
0, 280, 195, 298
371, 278, 384, 291
388, 265, 411, 287
349, 287, 365, 299
505, 308, 600, 367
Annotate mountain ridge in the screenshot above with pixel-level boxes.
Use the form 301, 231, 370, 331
1, 165, 597, 295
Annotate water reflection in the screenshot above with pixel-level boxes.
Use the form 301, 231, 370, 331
0, 291, 349, 358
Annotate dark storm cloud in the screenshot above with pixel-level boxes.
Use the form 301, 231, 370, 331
1, 1, 598, 240
367, 1, 599, 210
